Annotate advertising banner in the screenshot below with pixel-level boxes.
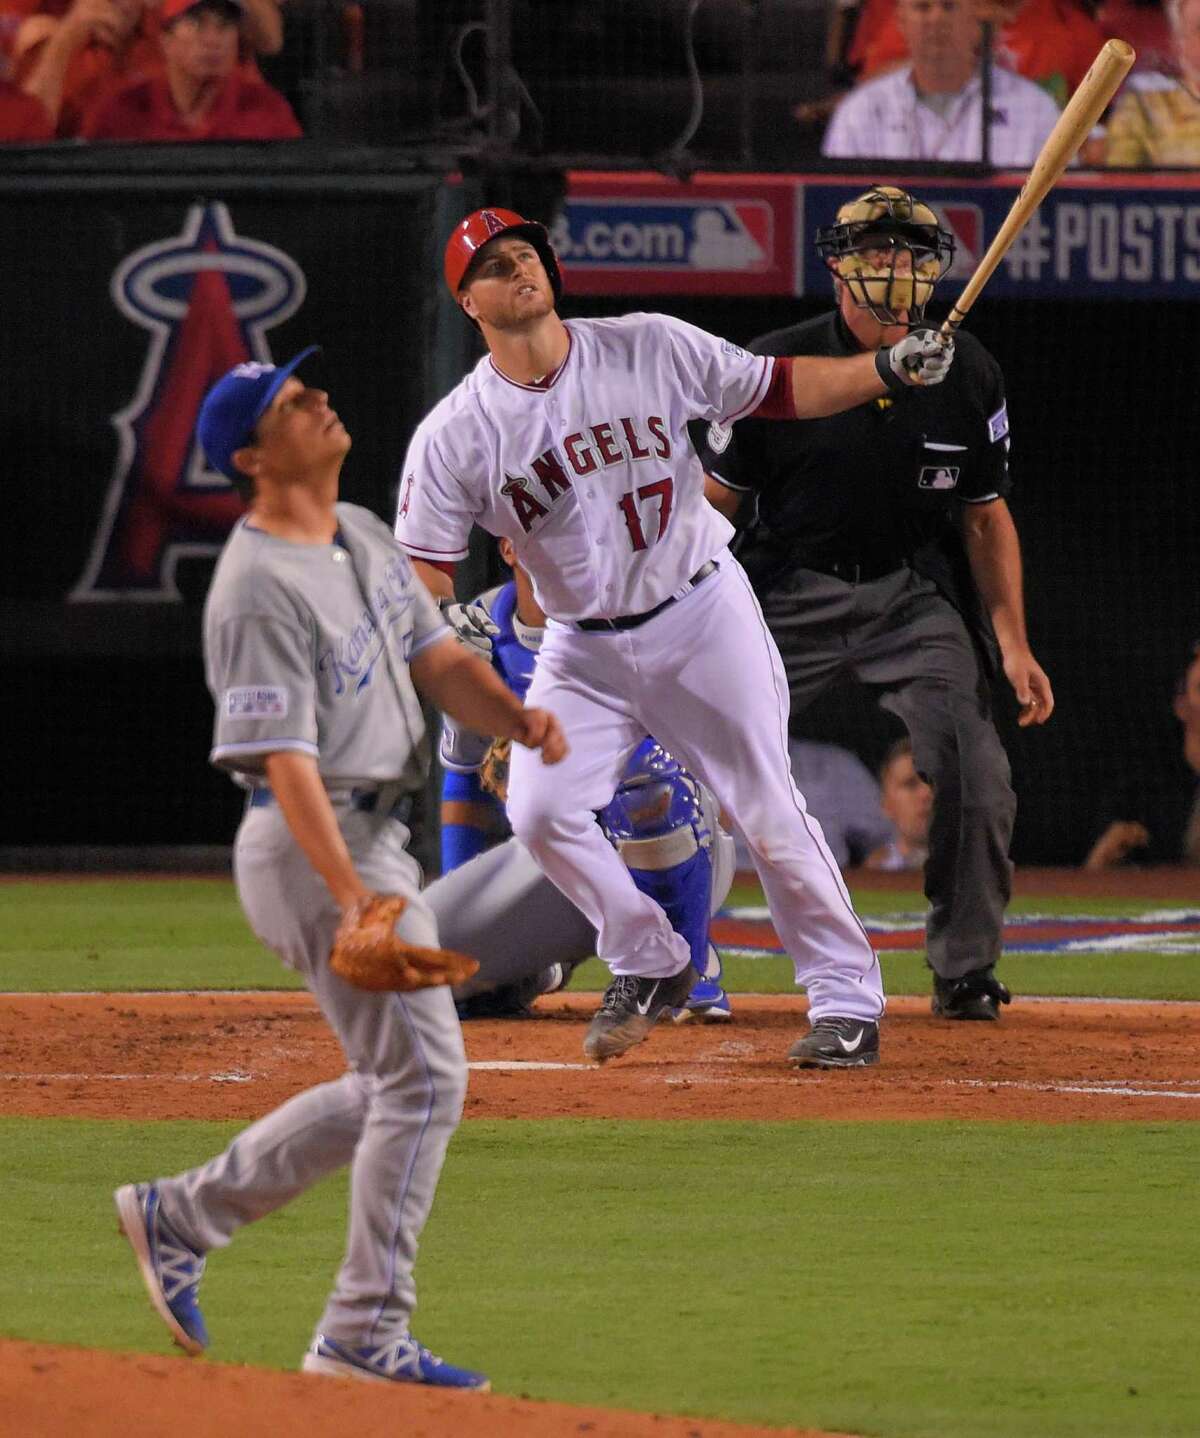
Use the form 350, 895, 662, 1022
564, 170, 1200, 299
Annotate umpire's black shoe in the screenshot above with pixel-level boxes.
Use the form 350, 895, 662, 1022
932, 966, 1012, 1021
584, 964, 697, 1062
788, 1017, 880, 1069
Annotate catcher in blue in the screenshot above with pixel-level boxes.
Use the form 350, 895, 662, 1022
425, 539, 735, 1024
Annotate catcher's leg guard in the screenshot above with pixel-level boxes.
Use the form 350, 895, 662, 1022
626, 846, 713, 974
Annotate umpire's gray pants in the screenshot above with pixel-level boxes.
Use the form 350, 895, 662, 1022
763, 566, 1015, 979
155, 799, 467, 1348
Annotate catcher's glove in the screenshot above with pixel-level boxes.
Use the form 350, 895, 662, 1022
479, 736, 512, 804
330, 894, 478, 992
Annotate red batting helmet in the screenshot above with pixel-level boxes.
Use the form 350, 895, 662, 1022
443, 206, 564, 305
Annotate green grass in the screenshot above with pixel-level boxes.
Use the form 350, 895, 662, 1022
2, 1116, 1196, 1438
0, 880, 302, 991
569, 951, 1200, 1001
2, 877, 1198, 999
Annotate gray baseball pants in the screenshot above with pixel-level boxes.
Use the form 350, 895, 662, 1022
762, 565, 1015, 979
428, 808, 736, 1000
154, 797, 466, 1347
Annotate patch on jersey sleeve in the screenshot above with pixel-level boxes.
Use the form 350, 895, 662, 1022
706, 419, 732, 454
720, 339, 748, 360
987, 402, 1009, 444
225, 686, 289, 719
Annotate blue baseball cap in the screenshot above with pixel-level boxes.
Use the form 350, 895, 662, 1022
197, 345, 319, 481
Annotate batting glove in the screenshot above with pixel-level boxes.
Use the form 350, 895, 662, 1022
876, 329, 955, 390
439, 599, 499, 660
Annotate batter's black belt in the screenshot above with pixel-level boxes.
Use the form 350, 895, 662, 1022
801, 554, 909, 584
248, 786, 414, 824
573, 559, 719, 632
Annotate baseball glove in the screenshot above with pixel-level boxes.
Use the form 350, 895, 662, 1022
330, 894, 478, 992
479, 736, 512, 804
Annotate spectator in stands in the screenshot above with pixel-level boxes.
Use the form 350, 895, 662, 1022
1105, 0, 1200, 163
82, 0, 300, 140
822, 0, 1063, 162
11, 0, 282, 136
0, 70, 53, 138
1084, 642, 1200, 867
1096, 0, 1175, 76
13, 0, 158, 137
849, 0, 1106, 106
730, 738, 895, 871
866, 738, 934, 872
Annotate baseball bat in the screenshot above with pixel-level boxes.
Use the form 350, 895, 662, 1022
940, 38, 1135, 340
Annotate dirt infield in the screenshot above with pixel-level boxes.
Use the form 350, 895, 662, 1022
4, 987, 1198, 1435
3, 991, 1199, 1123
0, 1338, 851, 1438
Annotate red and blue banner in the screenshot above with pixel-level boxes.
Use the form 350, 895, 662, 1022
564, 170, 1200, 299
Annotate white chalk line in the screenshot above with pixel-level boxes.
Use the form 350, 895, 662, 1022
1, 1063, 594, 1080
948, 1078, 1200, 1100
469, 1060, 593, 1071
5, 1067, 1198, 1099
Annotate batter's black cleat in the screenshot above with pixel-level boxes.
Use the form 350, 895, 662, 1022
583, 964, 697, 1062
788, 1017, 880, 1069
932, 966, 1012, 1021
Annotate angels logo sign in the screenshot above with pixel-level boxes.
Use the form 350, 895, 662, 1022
72, 203, 306, 600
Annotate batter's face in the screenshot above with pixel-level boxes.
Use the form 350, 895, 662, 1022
880, 751, 933, 844
235, 376, 350, 483
459, 237, 555, 331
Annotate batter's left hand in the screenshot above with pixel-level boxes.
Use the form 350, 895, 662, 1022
1005, 649, 1055, 727
512, 707, 568, 764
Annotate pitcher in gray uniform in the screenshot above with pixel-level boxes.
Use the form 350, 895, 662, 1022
112, 348, 565, 1390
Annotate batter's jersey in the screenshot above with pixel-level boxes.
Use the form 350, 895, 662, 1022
204, 502, 450, 790
698, 312, 1012, 591
394, 314, 773, 621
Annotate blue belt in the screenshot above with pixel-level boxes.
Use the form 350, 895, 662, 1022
248, 787, 414, 824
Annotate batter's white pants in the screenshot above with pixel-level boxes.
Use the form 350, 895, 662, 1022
507, 552, 884, 1023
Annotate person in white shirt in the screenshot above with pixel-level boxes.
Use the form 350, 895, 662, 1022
822, 0, 1062, 164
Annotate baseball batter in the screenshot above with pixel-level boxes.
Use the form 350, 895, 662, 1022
395, 206, 956, 1068
113, 349, 563, 1387
427, 543, 735, 1022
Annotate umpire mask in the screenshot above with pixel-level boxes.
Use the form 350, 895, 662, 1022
816, 186, 954, 326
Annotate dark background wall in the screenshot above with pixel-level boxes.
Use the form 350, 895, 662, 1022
560, 289, 1199, 866
1, 168, 1195, 866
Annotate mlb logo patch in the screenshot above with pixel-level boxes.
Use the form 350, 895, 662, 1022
918, 465, 960, 490
225, 685, 288, 718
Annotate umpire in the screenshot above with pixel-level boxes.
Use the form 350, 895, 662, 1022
699, 185, 1054, 1020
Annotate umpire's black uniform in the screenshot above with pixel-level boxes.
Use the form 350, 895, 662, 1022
698, 311, 1016, 987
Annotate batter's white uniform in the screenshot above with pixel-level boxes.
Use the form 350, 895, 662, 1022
397, 314, 883, 1023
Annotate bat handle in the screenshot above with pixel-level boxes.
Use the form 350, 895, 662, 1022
939, 307, 967, 342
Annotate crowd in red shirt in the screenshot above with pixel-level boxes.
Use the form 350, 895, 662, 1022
1, 0, 298, 140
